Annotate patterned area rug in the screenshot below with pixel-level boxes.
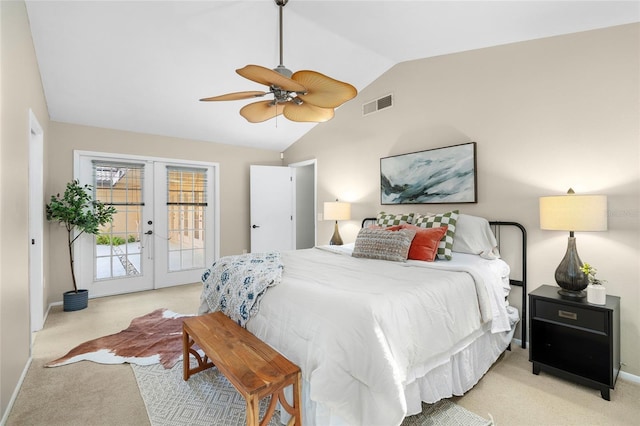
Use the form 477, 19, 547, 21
132, 361, 492, 426
133, 360, 280, 426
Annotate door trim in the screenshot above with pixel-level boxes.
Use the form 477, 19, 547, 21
28, 109, 44, 333
288, 159, 317, 248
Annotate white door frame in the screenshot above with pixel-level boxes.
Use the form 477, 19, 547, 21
28, 109, 45, 332
289, 159, 317, 247
74, 151, 220, 297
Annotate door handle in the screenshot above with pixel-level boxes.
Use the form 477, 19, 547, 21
145, 230, 153, 235
252, 224, 260, 229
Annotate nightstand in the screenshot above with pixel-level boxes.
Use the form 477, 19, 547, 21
529, 285, 620, 400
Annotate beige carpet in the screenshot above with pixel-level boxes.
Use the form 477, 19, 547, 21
6, 283, 640, 425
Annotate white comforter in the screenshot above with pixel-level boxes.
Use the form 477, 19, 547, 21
201, 246, 511, 426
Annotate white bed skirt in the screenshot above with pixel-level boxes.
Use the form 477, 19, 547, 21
278, 305, 519, 426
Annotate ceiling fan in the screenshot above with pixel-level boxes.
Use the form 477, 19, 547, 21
200, 0, 357, 124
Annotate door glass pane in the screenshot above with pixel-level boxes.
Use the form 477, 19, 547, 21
94, 164, 144, 280
167, 167, 207, 272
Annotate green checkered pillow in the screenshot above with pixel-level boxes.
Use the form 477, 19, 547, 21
413, 210, 459, 260
376, 212, 414, 227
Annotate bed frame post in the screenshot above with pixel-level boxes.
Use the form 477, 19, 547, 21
489, 221, 527, 349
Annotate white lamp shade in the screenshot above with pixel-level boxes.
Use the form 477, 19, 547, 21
539, 194, 607, 231
324, 201, 351, 221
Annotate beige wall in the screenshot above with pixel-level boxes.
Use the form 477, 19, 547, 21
285, 24, 640, 376
2, 1, 638, 420
0, 0, 50, 417
46, 122, 281, 303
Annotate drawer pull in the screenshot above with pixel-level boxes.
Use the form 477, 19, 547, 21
558, 310, 577, 320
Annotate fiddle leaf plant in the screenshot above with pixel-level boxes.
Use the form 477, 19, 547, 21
46, 179, 117, 293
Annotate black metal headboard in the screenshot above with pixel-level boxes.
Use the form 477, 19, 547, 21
360, 217, 527, 348
489, 221, 527, 349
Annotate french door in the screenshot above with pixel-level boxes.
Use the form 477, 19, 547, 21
75, 152, 218, 298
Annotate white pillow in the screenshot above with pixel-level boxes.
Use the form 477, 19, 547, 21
452, 214, 500, 259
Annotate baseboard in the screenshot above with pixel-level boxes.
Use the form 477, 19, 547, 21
619, 370, 640, 384
0, 356, 32, 426
2, 303, 60, 424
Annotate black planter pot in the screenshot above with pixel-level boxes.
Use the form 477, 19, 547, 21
63, 289, 89, 312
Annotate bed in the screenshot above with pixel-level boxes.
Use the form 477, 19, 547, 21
199, 212, 526, 426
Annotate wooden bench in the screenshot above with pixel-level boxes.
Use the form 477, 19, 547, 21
182, 311, 302, 426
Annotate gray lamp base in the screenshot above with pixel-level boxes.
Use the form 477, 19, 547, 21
557, 288, 586, 299
555, 235, 588, 299
329, 221, 343, 245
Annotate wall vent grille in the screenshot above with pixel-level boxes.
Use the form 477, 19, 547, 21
362, 94, 393, 116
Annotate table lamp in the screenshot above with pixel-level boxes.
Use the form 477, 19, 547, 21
539, 188, 607, 298
324, 200, 351, 245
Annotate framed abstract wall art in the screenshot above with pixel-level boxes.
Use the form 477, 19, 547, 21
380, 142, 477, 204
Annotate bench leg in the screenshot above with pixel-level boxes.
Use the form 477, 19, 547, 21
182, 326, 214, 381
246, 395, 260, 426
288, 371, 302, 426
182, 327, 189, 380
292, 371, 302, 426
276, 373, 302, 426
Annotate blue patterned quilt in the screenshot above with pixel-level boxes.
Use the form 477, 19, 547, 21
199, 251, 284, 327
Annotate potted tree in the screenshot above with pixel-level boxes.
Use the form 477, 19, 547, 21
46, 179, 116, 311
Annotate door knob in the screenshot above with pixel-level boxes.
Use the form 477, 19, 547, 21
145, 230, 153, 235
252, 224, 260, 229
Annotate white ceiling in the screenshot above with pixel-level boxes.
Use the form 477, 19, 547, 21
25, 1, 639, 152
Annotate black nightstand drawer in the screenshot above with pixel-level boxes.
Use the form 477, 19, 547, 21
534, 299, 607, 333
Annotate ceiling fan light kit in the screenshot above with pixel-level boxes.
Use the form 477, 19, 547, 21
200, 0, 357, 124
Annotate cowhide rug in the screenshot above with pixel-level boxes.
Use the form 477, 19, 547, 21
46, 308, 192, 369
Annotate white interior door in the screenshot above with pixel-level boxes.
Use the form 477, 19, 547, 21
28, 110, 44, 332
250, 165, 295, 253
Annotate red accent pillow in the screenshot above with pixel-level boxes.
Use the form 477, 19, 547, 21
400, 224, 448, 261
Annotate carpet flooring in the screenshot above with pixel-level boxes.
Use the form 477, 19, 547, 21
6, 284, 640, 425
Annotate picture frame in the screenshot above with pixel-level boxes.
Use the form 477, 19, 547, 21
380, 142, 477, 204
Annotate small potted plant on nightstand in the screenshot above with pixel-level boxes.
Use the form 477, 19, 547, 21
46, 179, 116, 311
581, 262, 607, 305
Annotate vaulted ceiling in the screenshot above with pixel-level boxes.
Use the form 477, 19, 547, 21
26, 1, 639, 151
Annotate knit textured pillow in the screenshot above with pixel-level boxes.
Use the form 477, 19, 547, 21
413, 210, 459, 260
376, 211, 414, 227
352, 228, 416, 262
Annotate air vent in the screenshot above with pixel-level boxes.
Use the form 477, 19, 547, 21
362, 94, 393, 116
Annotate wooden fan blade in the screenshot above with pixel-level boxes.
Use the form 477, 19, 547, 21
237, 65, 307, 93
292, 70, 357, 108
200, 91, 266, 101
283, 102, 335, 123
240, 100, 284, 123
